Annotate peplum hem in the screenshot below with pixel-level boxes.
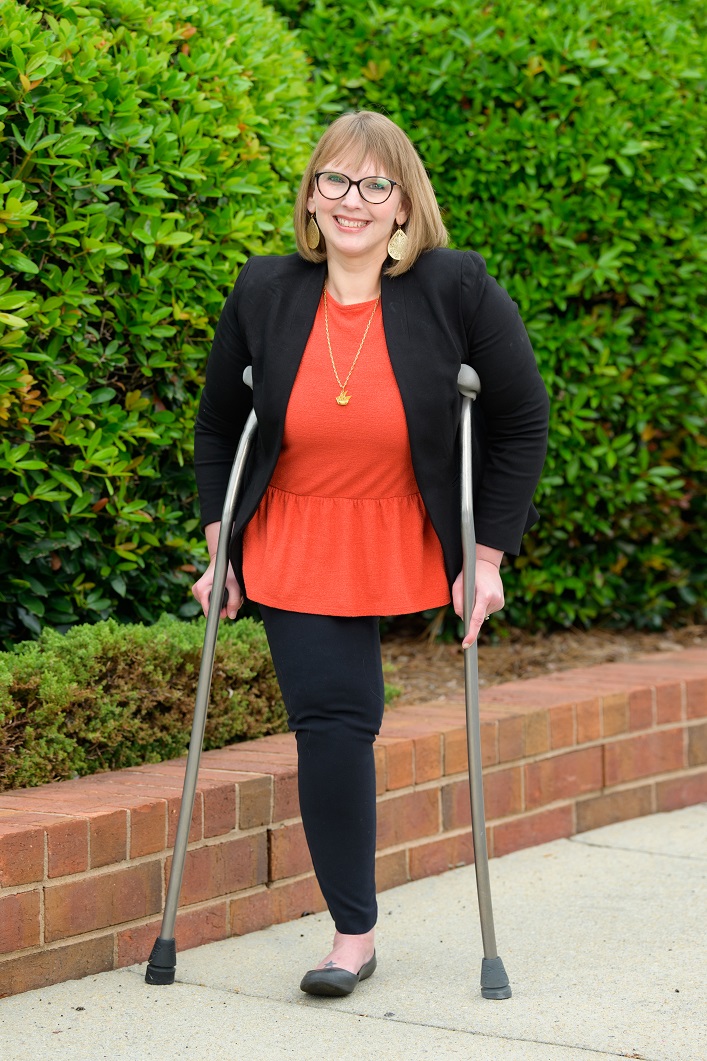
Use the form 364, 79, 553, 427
242, 485, 451, 617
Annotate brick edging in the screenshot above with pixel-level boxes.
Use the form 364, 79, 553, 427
1, 648, 705, 997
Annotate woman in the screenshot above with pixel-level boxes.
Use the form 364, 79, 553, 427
192, 111, 549, 997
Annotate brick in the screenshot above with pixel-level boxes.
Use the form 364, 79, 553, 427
0, 936, 114, 999
525, 747, 603, 809
688, 722, 707, 767
376, 789, 440, 850
167, 793, 202, 847
269, 875, 327, 925
493, 805, 574, 858
604, 728, 685, 787
116, 902, 229, 968
0, 822, 45, 887
442, 768, 522, 828
238, 776, 272, 830
480, 718, 498, 767
498, 714, 524, 762
576, 785, 653, 833
628, 688, 654, 731
269, 821, 312, 881
408, 832, 474, 881
203, 783, 237, 839
576, 699, 600, 744
272, 772, 300, 823
413, 733, 443, 783
602, 693, 629, 737
230, 888, 274, 937
656, 770, 707, 812
484, 767, 524, 820
47, 818, 88, 877
374, 745, 386, 795
686, 677, 707, 719
378, 737, 414, 790
375, 849, 409, 892
0, 891, 41, 954
45, 861, 162, 942
443, 727, 468, 775
550, 704, 575, 750
169, 834, 268, 906
655, 682, 683, 725
525, 710, 550, 756
130, 801, 167, 858
90, 809, 128, 869
442, 780, 470, 831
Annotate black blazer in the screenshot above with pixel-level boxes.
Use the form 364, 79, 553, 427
194, 248, 550, 598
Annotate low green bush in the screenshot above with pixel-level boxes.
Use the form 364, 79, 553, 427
0, 614, 287, 790
275, 0, 707, 630
0, 0, 321, 645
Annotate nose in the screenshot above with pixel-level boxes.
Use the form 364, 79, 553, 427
339, 182, 365, 209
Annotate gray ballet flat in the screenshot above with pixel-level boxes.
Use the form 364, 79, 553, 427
299, 950, 377, 997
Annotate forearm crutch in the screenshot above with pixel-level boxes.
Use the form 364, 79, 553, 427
458, 365, 512, 1000
146, 367, 257, 986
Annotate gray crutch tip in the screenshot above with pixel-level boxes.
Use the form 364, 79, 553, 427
480, 955, 512, 999
145, 936, 177, 985
458, 364, 481, 399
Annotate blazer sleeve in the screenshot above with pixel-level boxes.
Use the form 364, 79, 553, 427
193, 257, 255, 529
461, 250, 550, 555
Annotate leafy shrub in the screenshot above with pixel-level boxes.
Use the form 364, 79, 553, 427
275, 0, 707, 629
0, 0, 321, 645
0, 614, 287, 789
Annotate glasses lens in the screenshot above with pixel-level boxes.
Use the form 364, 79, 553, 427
317, 172, 350, 198
359, 177, 393, 203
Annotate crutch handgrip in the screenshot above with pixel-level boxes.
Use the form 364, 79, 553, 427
458, 364, 481, 400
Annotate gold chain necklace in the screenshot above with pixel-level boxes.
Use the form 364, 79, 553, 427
323, 283, 380, 406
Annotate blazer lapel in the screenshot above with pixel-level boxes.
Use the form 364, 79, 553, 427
264, 260, 326, 432
381, 268, 413, 412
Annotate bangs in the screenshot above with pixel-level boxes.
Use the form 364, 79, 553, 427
312, 114, 407, 187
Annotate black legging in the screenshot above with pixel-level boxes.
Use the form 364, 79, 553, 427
258, 604, 385, 935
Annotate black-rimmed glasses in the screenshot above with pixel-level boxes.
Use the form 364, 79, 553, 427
314, 171, 400, 204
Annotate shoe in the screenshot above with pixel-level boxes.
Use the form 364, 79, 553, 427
299, 950, 377, 997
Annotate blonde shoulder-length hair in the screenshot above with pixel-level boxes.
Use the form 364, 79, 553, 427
294, 111, 448, 278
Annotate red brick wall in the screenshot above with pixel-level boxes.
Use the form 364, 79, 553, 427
1, 649, 705, 997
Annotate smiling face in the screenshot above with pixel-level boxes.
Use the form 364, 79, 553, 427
306, 156, 409, 266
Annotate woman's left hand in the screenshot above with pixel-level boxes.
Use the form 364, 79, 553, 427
452, 557, 504, 649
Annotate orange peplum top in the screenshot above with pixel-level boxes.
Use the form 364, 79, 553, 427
241, 289, 452, 616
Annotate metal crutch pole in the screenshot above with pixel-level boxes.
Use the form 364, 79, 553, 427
458, 364, 512, 1000
145, 366, 257, 986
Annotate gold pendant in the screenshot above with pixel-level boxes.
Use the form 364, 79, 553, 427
336, 389, 351, 406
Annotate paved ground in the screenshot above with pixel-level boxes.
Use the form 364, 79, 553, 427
2, 805, 705, 1061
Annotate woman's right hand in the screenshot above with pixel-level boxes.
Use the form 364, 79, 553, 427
191, 558, 244, 620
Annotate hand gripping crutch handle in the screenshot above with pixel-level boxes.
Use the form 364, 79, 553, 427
458, 366, 512, 1000
146, 366, 257, 986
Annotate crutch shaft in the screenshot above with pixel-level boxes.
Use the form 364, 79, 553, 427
460, 396, 498, 958
145, 393, 257, 985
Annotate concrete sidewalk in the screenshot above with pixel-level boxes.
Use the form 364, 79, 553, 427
2, 805, 705, 1061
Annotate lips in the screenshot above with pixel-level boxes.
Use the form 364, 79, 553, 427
334, 216, 371, 229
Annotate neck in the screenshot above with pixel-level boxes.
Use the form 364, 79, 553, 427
324, 252, 384, 305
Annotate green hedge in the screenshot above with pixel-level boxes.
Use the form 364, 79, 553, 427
0, 0, 321, 646
0, 614, 286, 790
274, 0, 707, 629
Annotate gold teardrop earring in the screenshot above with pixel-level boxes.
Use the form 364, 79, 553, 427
387, 224, 409, 261
306, 212, 321, 250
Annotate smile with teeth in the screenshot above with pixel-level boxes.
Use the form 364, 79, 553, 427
334, 216, 370, 229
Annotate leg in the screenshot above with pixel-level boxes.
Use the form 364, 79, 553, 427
259, 604, 384, 972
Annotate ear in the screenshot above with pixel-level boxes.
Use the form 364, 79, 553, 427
307, 191, 316, 214
395, 204, 410, 227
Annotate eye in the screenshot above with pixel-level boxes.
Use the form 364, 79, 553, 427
323, 172, 347, 185
363, 178, 391, 192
